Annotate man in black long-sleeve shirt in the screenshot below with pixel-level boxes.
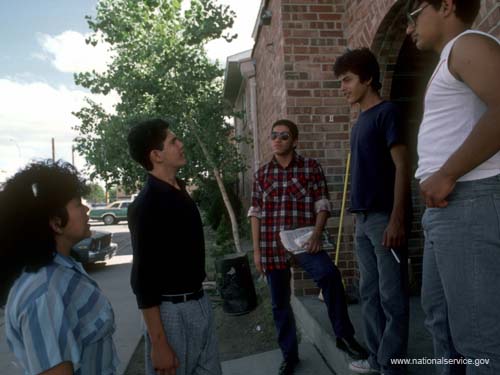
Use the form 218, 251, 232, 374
127, 118, 221, 375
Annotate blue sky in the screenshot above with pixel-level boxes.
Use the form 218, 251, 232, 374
0, 0, 260, 182
0, 0, 97, 88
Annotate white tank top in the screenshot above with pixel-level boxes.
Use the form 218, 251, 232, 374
415, 30, 500, 182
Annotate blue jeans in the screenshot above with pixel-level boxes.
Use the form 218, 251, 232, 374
422, 174, 500, 375
355, 212, 409, 375
266, 251, 355, 361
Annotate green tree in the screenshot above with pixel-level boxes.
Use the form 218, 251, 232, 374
73, 0, 245, 252
107, 186, 117, 203
85, 183, 106, 204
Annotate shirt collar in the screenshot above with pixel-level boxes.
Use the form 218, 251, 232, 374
53, 252, 87, 274
147, 173, 184, 193
270, 151, 302, 169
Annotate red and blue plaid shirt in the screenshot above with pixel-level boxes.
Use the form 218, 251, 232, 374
248, 153, 331, 271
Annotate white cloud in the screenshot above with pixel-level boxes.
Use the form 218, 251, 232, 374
0, 78, 119, 181
35, 4, 260, 71
204, 1, 260, 64
1, 1, 261, 182
0, 28, 118, 182
37, 30, 114, 74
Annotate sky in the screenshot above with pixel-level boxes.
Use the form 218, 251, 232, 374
0, 0, 260, 182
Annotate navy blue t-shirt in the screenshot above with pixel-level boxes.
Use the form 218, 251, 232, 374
350, 101, 403, 213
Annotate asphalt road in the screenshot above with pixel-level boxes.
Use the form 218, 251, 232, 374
86, 221, 143, 374
0, 222, 142, 375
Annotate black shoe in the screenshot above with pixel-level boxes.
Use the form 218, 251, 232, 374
279, 358, 299, 375
336, 336, 368, 360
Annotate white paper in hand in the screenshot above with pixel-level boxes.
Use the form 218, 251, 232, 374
279, 226, 316, 254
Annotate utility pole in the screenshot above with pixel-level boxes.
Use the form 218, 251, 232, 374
51, 138, 55, 161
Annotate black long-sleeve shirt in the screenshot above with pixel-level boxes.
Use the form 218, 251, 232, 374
128, 174, 206, 309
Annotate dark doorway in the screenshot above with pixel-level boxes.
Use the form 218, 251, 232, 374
390, 35, 439, 294
391, 36, 439, 169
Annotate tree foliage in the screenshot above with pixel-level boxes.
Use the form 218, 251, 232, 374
73, 0, 244, 193
84, 183, 106, 204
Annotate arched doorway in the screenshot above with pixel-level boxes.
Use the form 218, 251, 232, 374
371, 2, 439, 293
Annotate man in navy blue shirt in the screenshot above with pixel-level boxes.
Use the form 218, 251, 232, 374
334, 48, 411, 375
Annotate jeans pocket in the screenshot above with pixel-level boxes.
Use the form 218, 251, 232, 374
424, 205, 470, 255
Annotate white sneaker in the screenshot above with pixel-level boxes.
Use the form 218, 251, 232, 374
348, 359, 380, 374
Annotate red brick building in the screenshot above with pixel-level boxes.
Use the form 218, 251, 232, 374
224, 0, 499, 297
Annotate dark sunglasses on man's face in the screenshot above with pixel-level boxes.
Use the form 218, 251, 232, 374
271, 131, 291, 141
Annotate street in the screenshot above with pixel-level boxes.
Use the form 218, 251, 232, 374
0, 222, 142, 375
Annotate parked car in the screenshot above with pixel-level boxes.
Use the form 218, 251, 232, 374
89, 200, 131, 225
71, 230, 117, 264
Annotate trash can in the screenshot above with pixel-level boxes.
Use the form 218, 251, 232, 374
215, 252, 257, 315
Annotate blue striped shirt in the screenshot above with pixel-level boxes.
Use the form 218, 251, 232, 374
5, 253, 119, 374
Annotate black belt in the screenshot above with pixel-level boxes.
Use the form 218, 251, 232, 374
161, 289, 204, 304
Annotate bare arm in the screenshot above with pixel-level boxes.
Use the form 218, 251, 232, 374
421, 34, 500, 207
250, 216, 264, 274
40, 362, 73, 375
383, 144, 410, 248
307, 211, 329, 253
142, 306, 179, 375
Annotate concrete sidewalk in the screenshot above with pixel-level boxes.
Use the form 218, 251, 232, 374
222, 342, 335, 375
292, 295, 434, 375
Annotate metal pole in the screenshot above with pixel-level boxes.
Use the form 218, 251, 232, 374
51, 138, 55, 161
319, 152, 351, 302
335, 152, 351, 266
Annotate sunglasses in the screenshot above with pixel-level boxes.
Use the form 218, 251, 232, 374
271, 131, 291, 141
407, 3, 429, 27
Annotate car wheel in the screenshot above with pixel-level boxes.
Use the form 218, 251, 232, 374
103, 215, 115, 225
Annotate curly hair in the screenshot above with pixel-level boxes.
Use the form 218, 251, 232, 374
0, 160, 89, 302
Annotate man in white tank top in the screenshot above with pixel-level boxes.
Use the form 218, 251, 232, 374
407, 0, 500, 374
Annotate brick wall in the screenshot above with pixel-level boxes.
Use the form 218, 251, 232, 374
282, 0, 356, 296
251, 0, 500, 297
476, 0, 500, 38
342, 0, 500, 293
254, 0, 289, 164
254, 0, 358, 296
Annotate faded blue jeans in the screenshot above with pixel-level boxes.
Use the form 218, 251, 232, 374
355, 212, 410, 375
422, 174, 500, 375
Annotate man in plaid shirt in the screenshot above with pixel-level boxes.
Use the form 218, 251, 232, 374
248, 119, 367, 375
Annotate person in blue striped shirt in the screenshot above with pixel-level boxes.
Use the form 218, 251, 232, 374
0, 160, 119, 375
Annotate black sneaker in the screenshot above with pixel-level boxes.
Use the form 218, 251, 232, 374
336, 336, 368, 360
278, 358, 299, 375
